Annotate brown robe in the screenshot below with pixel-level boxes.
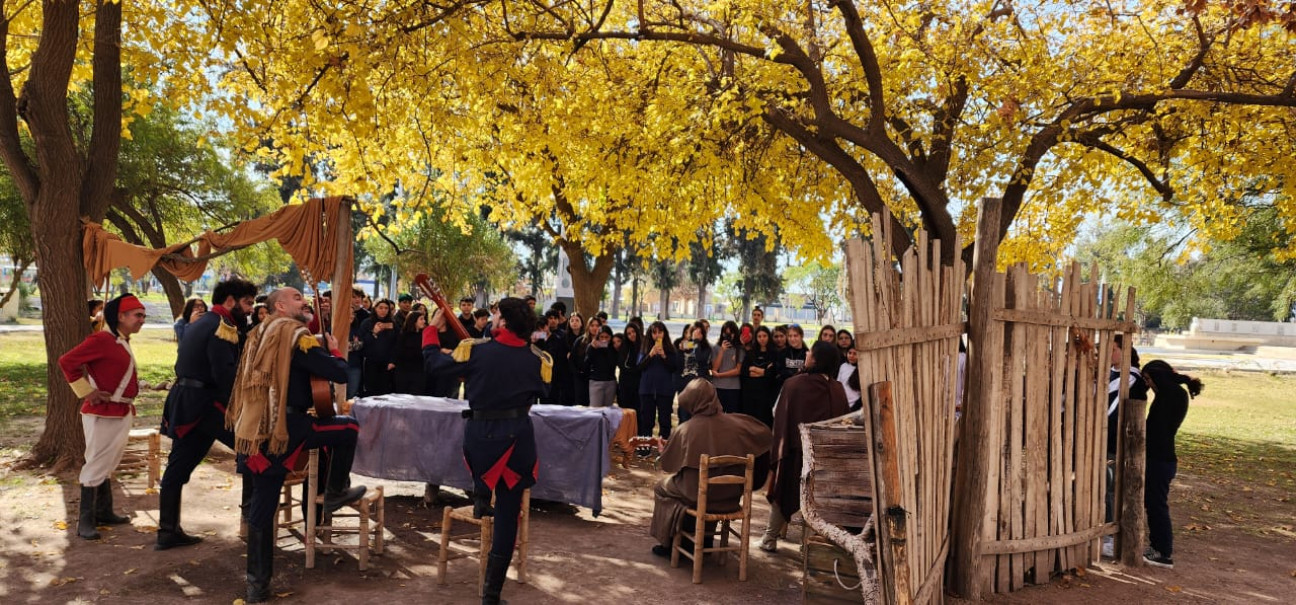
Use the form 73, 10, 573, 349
767, 372, 850, 518
649, 379, 773, 546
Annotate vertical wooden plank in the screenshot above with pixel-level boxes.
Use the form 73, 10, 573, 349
1046, 276, 1067, 577
1008, 265, 1027, 590
1023, 274, 1046, 583
951, 198, 1003, 600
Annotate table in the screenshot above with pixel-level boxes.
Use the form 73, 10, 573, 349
351, 394, 623, 514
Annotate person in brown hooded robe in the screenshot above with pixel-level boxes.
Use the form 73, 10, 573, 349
760, 341, 850, 552
649, 379, 773, 556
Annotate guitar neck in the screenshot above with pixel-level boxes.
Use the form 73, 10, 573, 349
431, 293, 472, 341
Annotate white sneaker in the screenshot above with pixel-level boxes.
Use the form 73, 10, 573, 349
1101, 536, 1114, 558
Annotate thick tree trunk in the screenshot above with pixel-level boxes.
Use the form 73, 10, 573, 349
560, 240, 615, 317
659, 285, 671, 320
630, 275, 639, 319
696, 286, 707, 321
27, 187, 90, 470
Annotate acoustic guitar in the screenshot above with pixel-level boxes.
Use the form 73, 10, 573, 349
309, 293, 338, 419
413, 273, 471, 341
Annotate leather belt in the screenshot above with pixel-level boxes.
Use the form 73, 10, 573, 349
174, 377, 213, 390
462, 406, 531, 421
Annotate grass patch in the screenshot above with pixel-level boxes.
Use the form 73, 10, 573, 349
0, 330, 177, 421
1167, 369, 1296, 493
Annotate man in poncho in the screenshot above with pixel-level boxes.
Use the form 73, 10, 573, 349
649, 379, 772, 557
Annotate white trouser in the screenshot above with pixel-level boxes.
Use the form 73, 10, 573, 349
80, 414, 133, 487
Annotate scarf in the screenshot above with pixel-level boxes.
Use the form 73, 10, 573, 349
226, 316, 309, 455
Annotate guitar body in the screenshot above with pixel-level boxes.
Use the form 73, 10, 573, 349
310, 376, 336, 419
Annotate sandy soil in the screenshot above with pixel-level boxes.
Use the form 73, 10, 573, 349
1, 424, 1291, 604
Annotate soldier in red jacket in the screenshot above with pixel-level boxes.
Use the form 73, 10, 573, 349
57, 293, 147, 540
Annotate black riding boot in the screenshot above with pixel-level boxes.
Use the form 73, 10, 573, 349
155, 485, 203, 550
95, 479, 130, 524
482, 552, 512, 605
245, 526, 273, 603
78, 485, 100, 540
321, 446, 365, 513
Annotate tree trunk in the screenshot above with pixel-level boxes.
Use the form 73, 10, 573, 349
154, 268, 185, 318
560, 240, 615, 317
659, 285, 671, 320
0, 257, 31, 307
696, 285, 707, 321
630, 275, 639, 320
611, 249, 623, 319
26, 187, 91, 471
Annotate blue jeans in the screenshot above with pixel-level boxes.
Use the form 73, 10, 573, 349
346, 366, 363, 399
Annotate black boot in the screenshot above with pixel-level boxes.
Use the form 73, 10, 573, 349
95, 479, 130, 524
245, 526, 273, 603
482, 552, 511, 605
155, 485, 203, 550
78, 485, 100, 540
321, 445, 365, 514
472, 491, 494, 519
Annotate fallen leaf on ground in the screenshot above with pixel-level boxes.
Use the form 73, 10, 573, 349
124, 568, 136, 575
1166, 585, 1182, 593
1074, 566, 1087, 577
275, 592, 293, 598
53, 521, 67, 530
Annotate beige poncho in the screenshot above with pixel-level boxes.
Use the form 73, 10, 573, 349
226, 316, 311, 455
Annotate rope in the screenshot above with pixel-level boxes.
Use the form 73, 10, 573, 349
832, 557, 863, 591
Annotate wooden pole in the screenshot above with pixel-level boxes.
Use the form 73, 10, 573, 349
950, 197, 1002, 599
1118, 396, 1147, 566
330, 198, 354, 409
869, 382, 913, 605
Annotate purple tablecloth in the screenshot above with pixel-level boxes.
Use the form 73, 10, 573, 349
351, 394, 622, 514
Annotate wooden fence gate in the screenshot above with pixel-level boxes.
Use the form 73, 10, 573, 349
950, 197, 1143, 598
802, 203, 1144, 603
801, 214, 965, 604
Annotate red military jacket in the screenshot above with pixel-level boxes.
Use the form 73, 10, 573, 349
57, 331, 139, 417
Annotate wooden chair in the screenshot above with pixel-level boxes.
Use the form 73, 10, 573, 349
117, 428, 162, 489
671, 453, 755, 584
437, 489, 531, 596
302, 450, 385, 570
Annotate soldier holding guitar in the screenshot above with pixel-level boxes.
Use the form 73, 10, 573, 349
225, 287, 368, 603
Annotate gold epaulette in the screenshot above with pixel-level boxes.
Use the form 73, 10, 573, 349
216, 319, 240, 344
452, 337, 491, 362
530, 345, 554, 384
297, 333, 321, 353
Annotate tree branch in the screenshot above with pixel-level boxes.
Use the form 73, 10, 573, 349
1169, 16, 1211, 89
1075, 133, 1174, 200
80, 0, 123, 222
831, 0, 886, 131
0, 11, 37, 203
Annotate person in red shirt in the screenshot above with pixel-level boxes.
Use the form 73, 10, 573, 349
58, 293, 147, 540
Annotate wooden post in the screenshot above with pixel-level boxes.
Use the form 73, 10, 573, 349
950, 197, 1002, 599
869, 382, 913, 605
330, 198, 354, 409
1118, 396, 1147, 566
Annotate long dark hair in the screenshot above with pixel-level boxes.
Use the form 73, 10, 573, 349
402, 310, 427, 334
752, 325, 772, 352
1142, 360, 1203, 398
806, 341, 841, 376
642, 321, 677, 357
623, 322, 641, 346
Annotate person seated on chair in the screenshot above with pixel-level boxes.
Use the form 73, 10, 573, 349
649, 379, 772, 558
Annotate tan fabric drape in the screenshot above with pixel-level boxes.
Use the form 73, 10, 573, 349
82, 197, 350, 288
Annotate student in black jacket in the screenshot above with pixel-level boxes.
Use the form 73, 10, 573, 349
740, 326, 779, 427
775, 324, 808, 387
1140, 360, 1201, 570
585, 325, 618, 407
391, 311, 428, 395
617, 323, 643, 412
360, 299, 397, 396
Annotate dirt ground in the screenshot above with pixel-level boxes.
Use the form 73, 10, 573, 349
1, 423, 1292, 604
